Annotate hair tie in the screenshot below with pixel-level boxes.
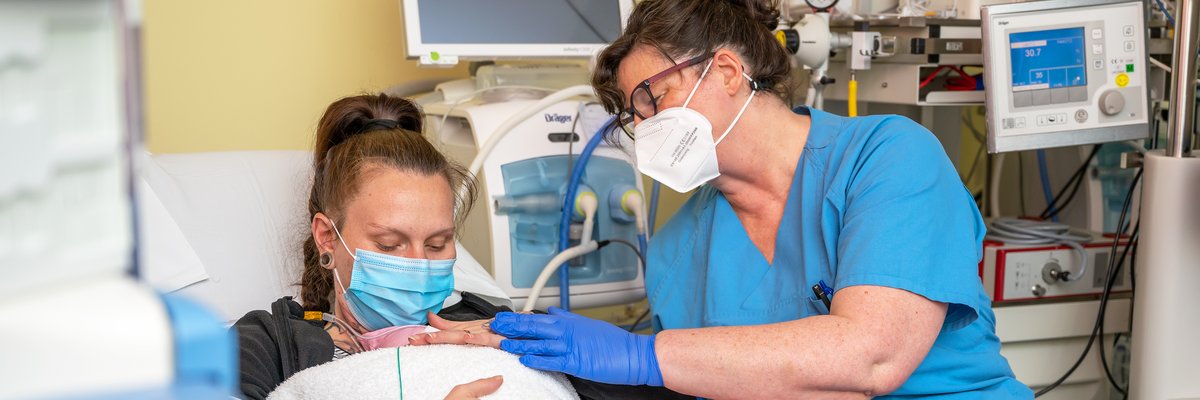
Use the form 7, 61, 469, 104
360, 118, 401, 133
750, 79, 770, 91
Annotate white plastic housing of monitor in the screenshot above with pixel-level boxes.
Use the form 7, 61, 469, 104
981, 0, 1149, 153
402, 0, 635, 62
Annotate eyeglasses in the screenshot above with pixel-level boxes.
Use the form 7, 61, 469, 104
618, 53, 714, 140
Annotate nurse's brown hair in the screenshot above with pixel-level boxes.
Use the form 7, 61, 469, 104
298, 94, 477, 312
591, 0, 792, 118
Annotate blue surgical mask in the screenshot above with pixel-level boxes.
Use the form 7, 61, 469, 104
329, 220, 455, 330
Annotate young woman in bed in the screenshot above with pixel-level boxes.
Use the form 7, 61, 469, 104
233, 93, 508, 400
232, 93, 689, 400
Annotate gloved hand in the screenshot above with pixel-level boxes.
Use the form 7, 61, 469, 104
490, 307, 664, 386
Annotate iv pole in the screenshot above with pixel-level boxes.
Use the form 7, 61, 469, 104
1128, 0, 1200, 396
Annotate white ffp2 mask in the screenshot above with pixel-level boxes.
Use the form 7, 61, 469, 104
632, 59, 758, 193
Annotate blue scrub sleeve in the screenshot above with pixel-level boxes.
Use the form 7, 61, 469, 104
832, 117, 987, 332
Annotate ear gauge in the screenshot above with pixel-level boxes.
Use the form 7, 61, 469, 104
319, 252, 333, 268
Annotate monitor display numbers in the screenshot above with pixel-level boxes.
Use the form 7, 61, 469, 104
1009, 27, 1087, 91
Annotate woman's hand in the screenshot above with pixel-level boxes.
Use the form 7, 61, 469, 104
491, 307, 664, 386
443, 375, 503, 400
408, 312, 505, 348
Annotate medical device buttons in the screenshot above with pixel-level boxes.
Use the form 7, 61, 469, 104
1031, 284, 1047, 297
1100, 90, 1126, 115
1091, 44, 1104, 55
1123, 40, 1135, 52
1050, 88, 1069, 104
1093, 59, 1104, 70
1075, 109, 1089, 123
1091, 28, 1103, 39
1014, 91, 1033, 107
1069, 86, 1088, 102
1037, 114, 1068, 126
1031, 90, 1052, 106
1123, 25, 1135, 37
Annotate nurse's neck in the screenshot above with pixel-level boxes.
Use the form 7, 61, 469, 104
711, 96, 810, 207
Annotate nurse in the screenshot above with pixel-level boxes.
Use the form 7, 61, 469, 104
422, 0, 1031, 397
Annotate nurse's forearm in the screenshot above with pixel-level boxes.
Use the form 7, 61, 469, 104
654, 285, 946, 399
656, 316, 875, 399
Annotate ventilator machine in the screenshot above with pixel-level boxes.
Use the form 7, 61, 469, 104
400, 0, 647, 312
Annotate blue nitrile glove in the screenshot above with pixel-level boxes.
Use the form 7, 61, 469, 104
490, 307, 664, 386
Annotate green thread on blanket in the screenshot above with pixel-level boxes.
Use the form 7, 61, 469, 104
403, 345, 408, 398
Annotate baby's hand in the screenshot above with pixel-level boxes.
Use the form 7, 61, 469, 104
408, 312, 504, 348
443, 375, 503, 400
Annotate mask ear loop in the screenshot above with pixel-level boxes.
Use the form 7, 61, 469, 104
323, 216, 369, 345
682, 57, 716, 109
328, 218, 357, 261
322, 216, 357, 298
326, 215, 357, 317
715, 70, 760, 145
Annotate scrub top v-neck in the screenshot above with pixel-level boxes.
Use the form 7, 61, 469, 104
645, 107, 1033, 398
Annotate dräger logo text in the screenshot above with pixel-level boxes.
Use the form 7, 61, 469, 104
545, 113, 573, 123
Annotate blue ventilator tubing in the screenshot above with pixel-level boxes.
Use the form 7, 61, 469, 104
1037, 150, 1059, 222
1155, 0, 1175, 26
558, 116, 617, 311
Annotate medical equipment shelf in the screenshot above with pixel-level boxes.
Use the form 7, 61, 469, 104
823, 63, 985, 105
817, 14, 1174, 107
994, 299, 1131, 398
820, 17, 984, 106
829, 17, 984, 65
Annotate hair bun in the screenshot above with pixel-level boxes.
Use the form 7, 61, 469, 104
726, 0, 780, 31
315, 94, 425, 160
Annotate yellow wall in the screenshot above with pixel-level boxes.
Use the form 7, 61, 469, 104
143, 0, 470, 153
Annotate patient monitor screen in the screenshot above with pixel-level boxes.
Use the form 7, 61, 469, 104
417, 0, 622, 44
1009, 27, 1087, 91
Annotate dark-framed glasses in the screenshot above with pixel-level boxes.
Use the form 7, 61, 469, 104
618, 52, 714, 140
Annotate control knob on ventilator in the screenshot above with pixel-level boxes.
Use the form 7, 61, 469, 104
1099, 90, 1126, 116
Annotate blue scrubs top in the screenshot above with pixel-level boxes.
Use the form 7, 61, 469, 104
646, 108, 1032, 398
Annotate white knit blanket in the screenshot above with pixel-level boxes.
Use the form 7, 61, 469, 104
267, 345, 579, 400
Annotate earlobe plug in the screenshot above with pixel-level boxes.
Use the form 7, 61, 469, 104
319, 252, 333, 267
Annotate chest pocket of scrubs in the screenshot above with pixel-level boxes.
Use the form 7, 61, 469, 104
708, 275, 811, 326
807, 296, 830, 315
